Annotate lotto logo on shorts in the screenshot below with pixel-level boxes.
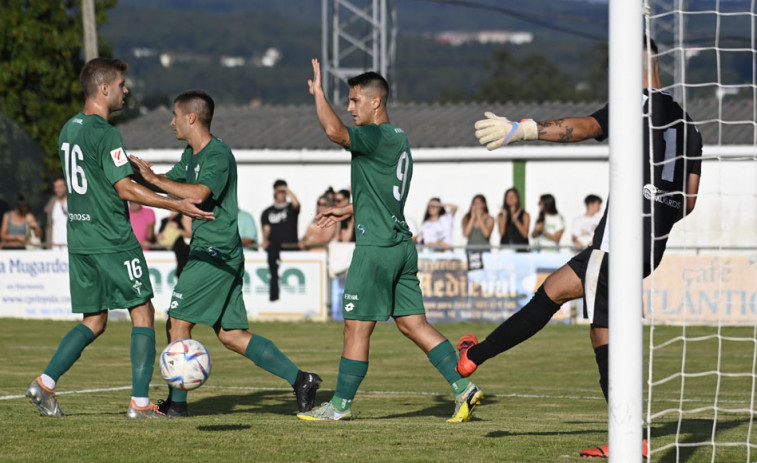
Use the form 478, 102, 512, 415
110, 147, 128, 167
170, 301, 179, 309
345, 303, 355, 312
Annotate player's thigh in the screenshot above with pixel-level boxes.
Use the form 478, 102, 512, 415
342, 245, 399, 321
68, 249, 154, 313
169, 249, 248, 330
217, 265, 249, 331
393, 240, 425, 318
566, 248, 609, 327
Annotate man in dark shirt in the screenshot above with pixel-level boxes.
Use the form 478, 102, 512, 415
260, 179, 300, 250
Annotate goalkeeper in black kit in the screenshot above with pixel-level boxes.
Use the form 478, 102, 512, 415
456, 36, 702, 459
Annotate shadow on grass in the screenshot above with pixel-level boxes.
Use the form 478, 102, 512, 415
649, 418, 750, 463
184, 390, 301, 417
484, 429, 599, 439
376, 395, 494, 421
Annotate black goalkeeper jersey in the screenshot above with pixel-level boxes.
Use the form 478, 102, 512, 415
588, 89, 703, 274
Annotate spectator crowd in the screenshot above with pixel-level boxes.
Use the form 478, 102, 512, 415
2, 180, 602, 255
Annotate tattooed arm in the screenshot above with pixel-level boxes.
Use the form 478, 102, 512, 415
536, 117, 603, 143
474, 112, 604, 150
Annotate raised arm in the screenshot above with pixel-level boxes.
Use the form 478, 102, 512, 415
286, 186, 301, 212
308, 59, 350, 148
536, 117, 603, 143
474, 112, 603, 150
513, 210, 530, 239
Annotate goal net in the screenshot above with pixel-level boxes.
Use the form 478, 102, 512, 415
644, 2, 756, 461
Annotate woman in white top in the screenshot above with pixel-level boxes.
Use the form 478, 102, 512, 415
419, 197, 457, 252
531, 193, 564, 251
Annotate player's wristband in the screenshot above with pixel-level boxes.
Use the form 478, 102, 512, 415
520, 119, 538, 141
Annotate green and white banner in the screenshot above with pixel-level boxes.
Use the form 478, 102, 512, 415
0, 250, 327, 321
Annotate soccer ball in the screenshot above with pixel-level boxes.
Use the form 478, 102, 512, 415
160, 339, 212, 391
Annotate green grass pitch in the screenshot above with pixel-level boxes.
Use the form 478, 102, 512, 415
1, 319, 753, 462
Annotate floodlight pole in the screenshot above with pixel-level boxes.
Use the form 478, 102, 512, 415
608, 0, 643, 462
320, 0, 396, 104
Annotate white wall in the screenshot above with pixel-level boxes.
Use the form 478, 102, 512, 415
135, 145, 754, 251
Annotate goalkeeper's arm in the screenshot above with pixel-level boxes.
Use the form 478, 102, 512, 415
474, 112, 603, 150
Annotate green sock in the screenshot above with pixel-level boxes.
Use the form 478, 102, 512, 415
244, 335, 299, 386
168, 386, 188, 403
427, 340, 470, 395
130, 327, 156, 398
43, 324, 96, 381
331, 357, 368, 412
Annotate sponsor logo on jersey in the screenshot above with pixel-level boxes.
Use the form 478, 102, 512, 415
110, 147, 128, 167
344, 293, 359, 301
68, 213, 91, 222
344, 302, 355, 312
133, 280, 142, 295
391, 214, 408, 229
357, 224, 366, 235
643, 184, 682, 209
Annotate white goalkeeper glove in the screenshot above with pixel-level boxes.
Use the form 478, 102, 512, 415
474, 112, 538, 150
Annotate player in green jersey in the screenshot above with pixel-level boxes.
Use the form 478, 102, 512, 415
297, 59, 483, 422
129, 90, 322, 417
26, 58, 214, 420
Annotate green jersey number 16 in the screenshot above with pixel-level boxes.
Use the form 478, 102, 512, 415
61, 142, 88, 195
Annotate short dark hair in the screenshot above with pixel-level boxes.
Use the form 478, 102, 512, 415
174, 90, 215, 129
643, 35, 658, 55
337, 189, 351, 201
348, 71, 389, 105
273, 179, 287, 189
584, 194, 602, 206
80, 58, 128, 98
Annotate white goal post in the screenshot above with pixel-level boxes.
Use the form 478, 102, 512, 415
607, 2, 643, 462
609, 1, 757, 462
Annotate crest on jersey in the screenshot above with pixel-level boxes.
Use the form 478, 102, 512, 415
110, 147, 128, 167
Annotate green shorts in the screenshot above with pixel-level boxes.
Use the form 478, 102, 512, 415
342, 239, 425, 321
168, 247, 249, 330
68, 248, 154, 313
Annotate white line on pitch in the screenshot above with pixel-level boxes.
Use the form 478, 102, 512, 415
2, 385, 752, 406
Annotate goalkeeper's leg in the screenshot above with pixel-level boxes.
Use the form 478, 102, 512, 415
462, 265, 583, 370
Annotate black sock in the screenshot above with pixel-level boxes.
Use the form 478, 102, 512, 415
594, 344, 608, 402
468, 285, 561, 365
